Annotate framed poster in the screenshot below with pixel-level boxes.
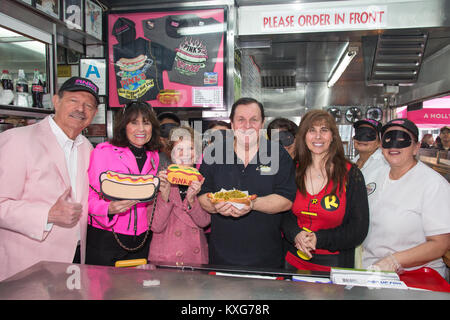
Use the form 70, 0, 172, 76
107, 7, 226, 108
85, 0, 102, 40
35, 0, 60, 19
63, 0, 84, 30
80, 58, 106, 95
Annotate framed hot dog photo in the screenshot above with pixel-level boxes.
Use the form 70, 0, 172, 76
107, 7, 226, 108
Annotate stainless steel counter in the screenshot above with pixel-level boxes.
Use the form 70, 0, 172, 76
0, 261, 449, 300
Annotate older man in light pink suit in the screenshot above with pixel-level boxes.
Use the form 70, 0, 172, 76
0, 77, 99, 281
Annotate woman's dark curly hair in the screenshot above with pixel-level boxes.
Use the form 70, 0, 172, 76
110, 101, 161, 151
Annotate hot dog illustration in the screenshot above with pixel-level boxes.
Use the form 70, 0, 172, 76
207, 189, 257, 206
100, 170, 160, 201
116, 54, 147, 72
157, 89, 181, 105
166, 164, 203, 186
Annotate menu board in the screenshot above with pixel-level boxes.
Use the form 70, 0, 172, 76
107, 8, 226, 108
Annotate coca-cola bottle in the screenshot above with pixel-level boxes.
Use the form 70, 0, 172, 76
16, 69, 29, 93
1, 70, 13, 90
32, 69, 44, 108
1, 70, 14, 105
14, 69, 30, 107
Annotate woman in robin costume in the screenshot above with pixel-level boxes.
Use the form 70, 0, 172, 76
282, 110, 369, 271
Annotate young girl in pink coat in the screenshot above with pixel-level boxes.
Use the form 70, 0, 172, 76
149, 126, 210, 265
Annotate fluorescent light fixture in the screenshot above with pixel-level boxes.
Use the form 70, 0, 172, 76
16, 41, 46, 55
327, 46, 358, 87
0, 26, 46, 54
236, 40, 272, 49
178, 23, 226, 36
0, 26, 21, 37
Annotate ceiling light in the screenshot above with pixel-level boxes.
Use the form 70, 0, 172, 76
178, 23, 226, 36
327, 46, 358, 87
236, 40, 272, 49
0, 26, 21, 37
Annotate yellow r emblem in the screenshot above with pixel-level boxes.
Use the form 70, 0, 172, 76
321, 194, 340, 211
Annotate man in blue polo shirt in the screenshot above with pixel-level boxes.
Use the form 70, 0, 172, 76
198, 97, 297, 268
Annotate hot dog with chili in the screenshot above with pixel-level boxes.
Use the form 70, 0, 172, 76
207, 189, 257, 206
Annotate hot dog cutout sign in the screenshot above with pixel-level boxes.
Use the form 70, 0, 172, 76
100, 170, 160, 202
166, 164, 203, 186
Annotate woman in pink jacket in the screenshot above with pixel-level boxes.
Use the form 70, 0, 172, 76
149, 126, 210, 265
86, 101, 168, 266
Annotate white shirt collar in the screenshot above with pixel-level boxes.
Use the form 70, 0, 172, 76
48, 115, 84, 148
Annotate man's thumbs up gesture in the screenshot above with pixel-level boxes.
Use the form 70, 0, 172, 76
48, 188, 82, 227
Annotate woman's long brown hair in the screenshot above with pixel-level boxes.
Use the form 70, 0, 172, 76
295, 110, 350, 196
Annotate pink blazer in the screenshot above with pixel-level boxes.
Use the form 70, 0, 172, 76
87, 142, 159, 235
0, 117, 92, 281
149, 184, 210, 265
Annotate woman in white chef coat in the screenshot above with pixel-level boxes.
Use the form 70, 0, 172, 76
362, 118, 450, 280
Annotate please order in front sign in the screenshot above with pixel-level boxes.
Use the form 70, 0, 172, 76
261, 6, 387, 32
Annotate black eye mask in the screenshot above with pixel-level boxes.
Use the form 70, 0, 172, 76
354, 126, 377, 141
271, 130, 295, 147
160, 123, 179, 138
278, 131, 295, 147
382, 130, 412, 149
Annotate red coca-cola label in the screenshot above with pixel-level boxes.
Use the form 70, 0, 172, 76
32, 85, 44, 92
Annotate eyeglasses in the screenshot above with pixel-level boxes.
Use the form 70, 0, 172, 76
122, 100, 153, 114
